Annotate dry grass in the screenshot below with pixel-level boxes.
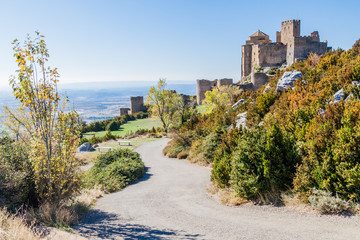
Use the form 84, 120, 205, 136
76, 151, 99, 165
207, 183, 248, 206
281, 192, 318, 214
0, 208, 39, 240
35, 185, 104, 228
72, 185, 104, 208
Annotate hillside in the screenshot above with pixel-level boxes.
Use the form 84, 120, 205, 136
165, 39, 360, 211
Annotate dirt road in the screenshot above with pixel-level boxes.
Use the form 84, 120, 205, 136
74, 138, 360, 240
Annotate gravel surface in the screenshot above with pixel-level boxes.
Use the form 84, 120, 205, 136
74, 138, 360, 240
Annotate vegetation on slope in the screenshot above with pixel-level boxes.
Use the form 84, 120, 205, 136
165, 40, 360, 211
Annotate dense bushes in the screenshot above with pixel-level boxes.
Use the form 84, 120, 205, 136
81, 111, 148, 133
0, 138, 37, 209
106, 121, 119, 131
86, 148, 145, 192
230, 124, 300, 201
167, 40, 360, 208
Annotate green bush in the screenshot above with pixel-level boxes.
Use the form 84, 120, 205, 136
0, 138, 37, 209
102, 131, 117, 141
231, 124, 300, 202
88, 148, 145, 192
189, 131, 221, 164
88, 135, 102, 145
106, 121, 119, 131
212, 151, 232, 188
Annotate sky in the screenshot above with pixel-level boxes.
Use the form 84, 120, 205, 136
0, 0, 359, 90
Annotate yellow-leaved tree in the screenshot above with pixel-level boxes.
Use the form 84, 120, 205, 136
145, 79, 185, 132
9, 32, 81, 204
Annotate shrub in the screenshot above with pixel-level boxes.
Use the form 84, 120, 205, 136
231, 124, 300, 202
102, 131, 117, 142
308, 189, 353, 214
88, 148, 145, 192
177, 151, 189, 159
188, 132, 221, 164
212, 151, 232, 188
106, 121, 119, 131
88, 135, 102, 145
0, 208, 39, 240
0, 138, 37, 209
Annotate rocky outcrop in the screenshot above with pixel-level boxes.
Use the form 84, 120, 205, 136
276, 71, 303, 92
235, 112, 247, 129
333, 88, 346, 103
232, 99, 245, 109
77, 142, 94, 152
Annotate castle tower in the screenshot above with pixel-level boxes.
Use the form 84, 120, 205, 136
280, 20, 300, 45
130, 96, 145, 113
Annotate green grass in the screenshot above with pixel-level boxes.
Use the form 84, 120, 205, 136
83, 118, 162, 138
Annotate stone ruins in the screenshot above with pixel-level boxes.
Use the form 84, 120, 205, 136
120, 96, 147, 116
241, 19, 330, 79
196, 19, 331, 105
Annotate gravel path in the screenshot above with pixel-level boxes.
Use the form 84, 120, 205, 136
74, 138, 360, 240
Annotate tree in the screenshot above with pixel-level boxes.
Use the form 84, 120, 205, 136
203, 85, 242, 113
8, 32, 81, 204
145, 79, 181, 132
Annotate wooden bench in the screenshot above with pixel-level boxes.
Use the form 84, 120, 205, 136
117, 140, 131, 146
95, 147, 113, 152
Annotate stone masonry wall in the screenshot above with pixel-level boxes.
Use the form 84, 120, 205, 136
130, 96, 145, 114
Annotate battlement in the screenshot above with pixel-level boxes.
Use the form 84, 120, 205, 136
281, 19, 300, 25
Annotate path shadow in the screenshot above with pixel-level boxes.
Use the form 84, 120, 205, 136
137, 167, 152, 183
74, 210, 204, 240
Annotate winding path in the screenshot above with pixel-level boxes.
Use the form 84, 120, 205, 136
74, 138, 360, 240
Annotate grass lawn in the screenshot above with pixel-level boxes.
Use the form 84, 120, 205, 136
76, 136, 161, 164
83, 118, 162, 138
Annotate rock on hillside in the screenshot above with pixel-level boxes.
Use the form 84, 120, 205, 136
77, 142, 94, 152
276, 71, 303, 92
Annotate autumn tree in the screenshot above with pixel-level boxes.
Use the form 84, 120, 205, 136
203, 85, 242, 113
8, 32, 81, 204
145, 79, 184, 132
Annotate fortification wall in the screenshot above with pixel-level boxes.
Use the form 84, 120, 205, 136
294, 41, 328, 62
258, 43, 287, 67
217, 78, 233, 87
130, 96, 145, 114
120, 108, 130, 116
237, 83, 253, 91
251, 72, 269, 90
196, 79, 216, 104
241, 45, 253, 77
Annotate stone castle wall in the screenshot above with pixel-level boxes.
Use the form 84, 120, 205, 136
241, 19, 330, 78
120, 108, 130, 116
130, 96, 146, 114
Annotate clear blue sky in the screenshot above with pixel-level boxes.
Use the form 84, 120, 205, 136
0, 0, 358, 90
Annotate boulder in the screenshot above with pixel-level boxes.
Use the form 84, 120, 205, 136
235, 112, 247, 129
276, 71, 303, 92
77, 142, 94, 152
232, 99, 245, 109
333, 88, 346, 103
263, 84, 272, 93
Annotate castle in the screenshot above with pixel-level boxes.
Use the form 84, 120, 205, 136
196, 20, 331, 104
120, 96, 147, 116
241, 19, 330, 79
